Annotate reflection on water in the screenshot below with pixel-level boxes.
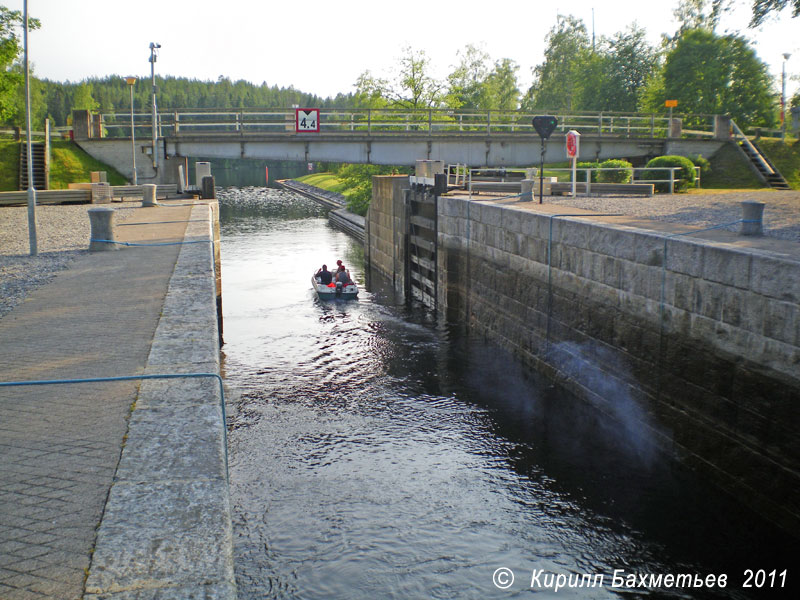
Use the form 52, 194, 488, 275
220, 188, 795, 600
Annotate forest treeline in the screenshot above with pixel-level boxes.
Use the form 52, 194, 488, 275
1, 0, 798, 132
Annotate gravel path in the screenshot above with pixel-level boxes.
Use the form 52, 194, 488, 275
0, 204, 136, 319
546, 189, 800, 242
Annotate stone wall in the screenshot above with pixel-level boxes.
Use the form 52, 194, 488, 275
436, 196, 800, 534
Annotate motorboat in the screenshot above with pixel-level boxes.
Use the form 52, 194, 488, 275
312, 272, 358, 299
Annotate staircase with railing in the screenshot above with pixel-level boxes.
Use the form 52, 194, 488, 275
18, 142, 48, 190
731, 121, 790, 190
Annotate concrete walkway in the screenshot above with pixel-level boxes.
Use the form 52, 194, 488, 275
0, 206, 189, 599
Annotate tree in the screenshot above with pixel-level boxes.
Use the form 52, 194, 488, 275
446, 46, 520, 111
584, 25, 660, 112
484, 58, 520, 111
394, 46, 443, 109
523, 16, 658, 113
352, 47, 443, 111
667, 0, 725, 42
522, 15, 590, 111
746, 0, 799, 26
352, 70, 389, 108
71, 82, 99, 112
445, 44, 490, 109
649, 28, 776, 127
0, 6, 40, 124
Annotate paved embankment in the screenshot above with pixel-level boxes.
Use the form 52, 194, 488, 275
542, 188, 800, 242
276, 179, 365, 241
0, 201, 235, 599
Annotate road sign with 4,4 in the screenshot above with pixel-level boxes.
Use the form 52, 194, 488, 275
296, 108, 320, 132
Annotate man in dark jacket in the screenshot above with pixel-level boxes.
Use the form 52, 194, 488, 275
316, 265, 332, 285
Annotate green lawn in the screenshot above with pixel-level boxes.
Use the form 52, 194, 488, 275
49, 141, 127, 188
757, 138, 800, 190
0, 140, 20, 190
296, 172, 350, 195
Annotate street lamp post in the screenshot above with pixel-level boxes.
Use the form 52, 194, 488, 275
781, 53, 791, 141
23, 0, 37, 255
126, 77, 137, 185
149, 42, 161, 170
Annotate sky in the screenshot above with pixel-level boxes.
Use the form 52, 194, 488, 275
5, 0, 800, 101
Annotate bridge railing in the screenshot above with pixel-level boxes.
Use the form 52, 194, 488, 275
97, 108, 719, 139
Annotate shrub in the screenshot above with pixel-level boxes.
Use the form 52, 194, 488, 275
345, 183, 372, 216
688, 154, 711, 185
640, 155, 697, 192
596, 159, 633, 183
576, 161, 600, 182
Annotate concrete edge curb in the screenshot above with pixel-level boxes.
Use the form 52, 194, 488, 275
85, 203, 237, 599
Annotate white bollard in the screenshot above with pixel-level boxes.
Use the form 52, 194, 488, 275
142, 184, 158, 207
88, 207, 117, 251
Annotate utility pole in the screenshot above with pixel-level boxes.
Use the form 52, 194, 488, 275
126, 77, 138, 184
149, 42, 161, 170
24, 0, 37, 255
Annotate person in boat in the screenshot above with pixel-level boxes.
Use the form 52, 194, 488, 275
335, 264, 352, 285
316, 264, 333, 285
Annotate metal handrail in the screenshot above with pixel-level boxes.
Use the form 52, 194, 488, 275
731, 120, 774, 175
455, 165, 693, 195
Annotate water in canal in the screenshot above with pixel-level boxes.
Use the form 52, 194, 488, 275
219, 187, 795, 600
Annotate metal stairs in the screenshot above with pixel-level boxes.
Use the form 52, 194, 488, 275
737, 139, 791, 190
18, 142, 47, 190
728, 119, 790, 191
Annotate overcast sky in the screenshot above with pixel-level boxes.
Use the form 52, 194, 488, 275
6, 0, 799, 100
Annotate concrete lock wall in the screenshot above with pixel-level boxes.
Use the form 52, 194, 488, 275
421, 195, 799, 534
366, 175, 411, 296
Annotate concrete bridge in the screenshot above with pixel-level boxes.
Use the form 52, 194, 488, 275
71, 108, 740, 185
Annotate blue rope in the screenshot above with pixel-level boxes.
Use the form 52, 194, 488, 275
0, 373, 229, 483
90, 239, 211, 247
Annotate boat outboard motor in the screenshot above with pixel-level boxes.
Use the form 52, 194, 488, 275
335, 281, 343, 296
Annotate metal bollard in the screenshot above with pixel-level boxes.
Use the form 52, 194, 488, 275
88, 207, 117, 251
201, 175, 216, 200
142, 184, 158, 207
740, 201, 764, 236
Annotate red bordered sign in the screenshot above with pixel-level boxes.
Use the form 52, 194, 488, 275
296, 108, 320, 132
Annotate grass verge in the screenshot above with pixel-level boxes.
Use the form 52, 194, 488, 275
296, 172, 350, 195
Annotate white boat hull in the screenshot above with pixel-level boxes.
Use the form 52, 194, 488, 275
312, 274, 358, 299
